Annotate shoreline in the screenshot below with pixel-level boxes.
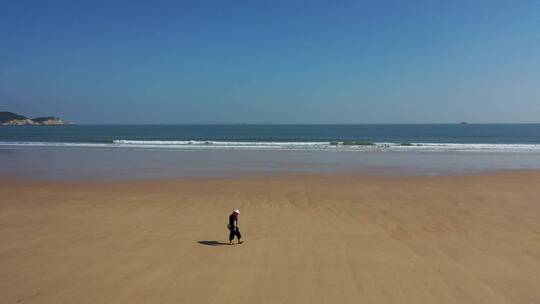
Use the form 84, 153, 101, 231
3, 167, 540, 184
3, 146, 540, 181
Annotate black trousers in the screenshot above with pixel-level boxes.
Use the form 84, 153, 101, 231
229, 228, 242, 241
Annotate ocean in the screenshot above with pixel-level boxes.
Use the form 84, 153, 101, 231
1, 124, 540, 180
1, 124, 540, 151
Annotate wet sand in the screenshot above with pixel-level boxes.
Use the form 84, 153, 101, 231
1, 171, 539, 303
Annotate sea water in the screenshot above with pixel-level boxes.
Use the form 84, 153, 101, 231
1, 124, 540, 180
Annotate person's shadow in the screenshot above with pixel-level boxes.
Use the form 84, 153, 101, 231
198, 240, 229, 246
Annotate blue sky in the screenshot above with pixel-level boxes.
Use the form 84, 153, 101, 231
1, 0, 539, 123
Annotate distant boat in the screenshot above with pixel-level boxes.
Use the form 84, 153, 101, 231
459, 121, 468, 125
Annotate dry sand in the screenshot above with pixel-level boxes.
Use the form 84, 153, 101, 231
1, 171, 539, 303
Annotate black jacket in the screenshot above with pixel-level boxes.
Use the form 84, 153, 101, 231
229, 213, 238, 230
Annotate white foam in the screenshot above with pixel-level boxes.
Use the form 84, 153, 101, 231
1, 140, 540, 153
112, 140, 331, 147
391, 143, 540, 152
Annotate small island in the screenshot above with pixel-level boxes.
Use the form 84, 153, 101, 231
0, 111, 73, 126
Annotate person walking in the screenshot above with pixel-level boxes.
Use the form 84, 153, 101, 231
228, 209, 243, 245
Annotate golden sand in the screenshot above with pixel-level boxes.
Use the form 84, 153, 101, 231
1, 171, 539, 303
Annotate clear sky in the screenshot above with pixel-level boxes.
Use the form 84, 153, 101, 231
1, 0, 539, 124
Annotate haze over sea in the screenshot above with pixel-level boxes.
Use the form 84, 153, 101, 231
2, 124, 540, 180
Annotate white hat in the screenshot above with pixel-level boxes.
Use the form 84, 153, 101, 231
233, 209, 240, 214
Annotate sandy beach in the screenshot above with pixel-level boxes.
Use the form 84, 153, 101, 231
1, 171, 539, 303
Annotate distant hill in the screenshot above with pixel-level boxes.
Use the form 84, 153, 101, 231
0, 111, 28, 123
31, 116, 65, 124
32, 116, 57, 122
0, 111, 72, 125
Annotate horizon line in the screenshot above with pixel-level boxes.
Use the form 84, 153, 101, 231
42, 122, 540, 126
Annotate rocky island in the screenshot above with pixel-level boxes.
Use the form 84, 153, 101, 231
0, 111, 73, 126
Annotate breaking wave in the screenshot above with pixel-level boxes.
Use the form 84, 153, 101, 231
1, 140, 540, 153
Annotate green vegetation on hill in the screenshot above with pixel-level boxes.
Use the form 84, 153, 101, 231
0, 111, 28, 123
